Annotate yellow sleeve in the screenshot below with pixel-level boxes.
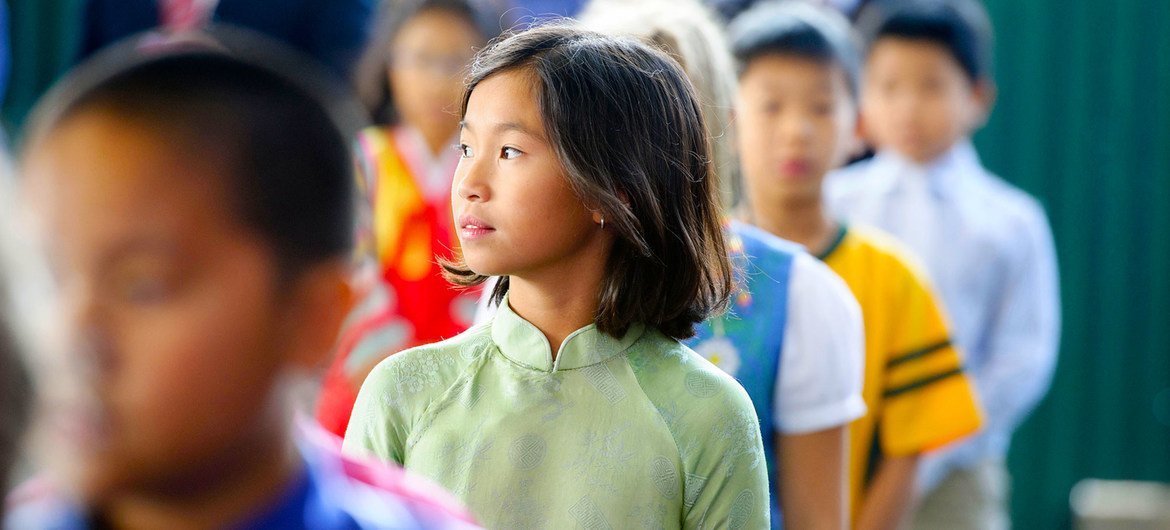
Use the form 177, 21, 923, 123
879, 258, 984, 457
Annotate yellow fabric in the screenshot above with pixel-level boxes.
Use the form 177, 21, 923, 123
363, 128, 433, 281
820, 225, 983, 521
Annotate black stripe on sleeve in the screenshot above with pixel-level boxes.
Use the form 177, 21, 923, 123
886, 339, 953, 369
883, 367, 965, 399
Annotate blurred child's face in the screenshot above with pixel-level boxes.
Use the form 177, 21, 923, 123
23, 111, 303, 501
453, 69, 603, 279
389, 8, 481, 148
737, 54, 858, 208
861, 38, 987, 163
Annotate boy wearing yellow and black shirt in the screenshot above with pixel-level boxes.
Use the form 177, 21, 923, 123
816, 224, 982, 523
727, 2, 983, 528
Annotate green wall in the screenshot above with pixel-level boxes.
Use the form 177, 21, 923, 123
2, 0, 84, 137
4, 1, 1169, 528
976, 1, 1170, 528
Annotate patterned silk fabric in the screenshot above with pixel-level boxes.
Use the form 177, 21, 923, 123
686, 221, 796, 527
344, 295, 771, 529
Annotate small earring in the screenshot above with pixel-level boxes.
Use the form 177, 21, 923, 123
600, 217, 605, 230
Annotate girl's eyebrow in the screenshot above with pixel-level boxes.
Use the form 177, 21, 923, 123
460, 120, 544, 140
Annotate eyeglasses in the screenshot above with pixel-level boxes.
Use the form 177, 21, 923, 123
389, 49, 473, 77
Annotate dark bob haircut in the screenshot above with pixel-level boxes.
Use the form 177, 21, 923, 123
442, 24, 733, 340
728, 1, 862, 98
22, 30, 361, 279
857, 0, 993, 83
354, 0, 504, 125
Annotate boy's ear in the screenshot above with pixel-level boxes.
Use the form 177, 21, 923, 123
971, 79, 998, 128
282, 260, 356, 372
848, 108, 868, 159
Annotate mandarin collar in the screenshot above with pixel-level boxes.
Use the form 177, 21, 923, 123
490, 294, 645, 372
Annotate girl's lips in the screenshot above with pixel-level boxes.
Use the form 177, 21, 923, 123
779, 159, 811, 177
460, 226, 495, 240
458, 214, 495, 240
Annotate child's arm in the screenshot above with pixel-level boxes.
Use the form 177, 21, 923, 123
773, 253, 866, 530
778, 427, 848, 530
682, 378, 771, 529
855, 453, 920, 530
341, 355, 411, 463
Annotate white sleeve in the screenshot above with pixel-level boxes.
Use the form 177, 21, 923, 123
774, 253, 867, 434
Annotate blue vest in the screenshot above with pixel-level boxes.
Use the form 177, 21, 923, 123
686, 221, 798, 529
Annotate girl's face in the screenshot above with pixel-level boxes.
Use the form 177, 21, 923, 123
389, 9, 481, 148
453, 69, 605, 281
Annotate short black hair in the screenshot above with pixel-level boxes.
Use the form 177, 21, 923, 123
728, 1, 862, 98
23, 30, 359, 278
355, 0, 504, 125
857, 0, 993, 82
443, 24, 733, 340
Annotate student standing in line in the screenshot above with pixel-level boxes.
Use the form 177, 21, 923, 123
829, 1, 1060, 528
8, 36, 479, 529
729, 2, 984, 528
345, 25, 770, 529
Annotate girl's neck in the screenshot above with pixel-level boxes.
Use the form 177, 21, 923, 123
506, 241, 610, 359
97, 416, 300, 530
750, 196, 839, 257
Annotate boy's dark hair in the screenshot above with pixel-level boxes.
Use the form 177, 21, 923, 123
728, 1, 862, 98
442, 24, 733, 340
355, 0, 504, 125
23, 31, 359, 278
857, 0, 993, 82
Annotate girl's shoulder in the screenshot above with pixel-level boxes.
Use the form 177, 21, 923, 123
363, 324, 494, 399
626, 329, 755, 415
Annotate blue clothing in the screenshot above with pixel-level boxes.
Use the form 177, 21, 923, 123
685, 221, 795, 528
827, 140, 1061, 492
79, 0, 373, 79
6, 430, 479, 529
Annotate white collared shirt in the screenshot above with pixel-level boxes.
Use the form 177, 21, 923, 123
827, 140, 1061, 492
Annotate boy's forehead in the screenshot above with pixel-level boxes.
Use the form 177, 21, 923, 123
866, 36, 962, 71
25, 112, 238, 245
742, 53, 854, 94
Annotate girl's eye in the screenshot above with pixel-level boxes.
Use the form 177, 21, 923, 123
501, 146, 522, 160
457, 144, 474, 158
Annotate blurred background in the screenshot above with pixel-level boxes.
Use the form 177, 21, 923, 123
2, 1, 1167, 528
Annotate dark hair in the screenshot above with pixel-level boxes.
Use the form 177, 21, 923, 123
728, 1, 862, 98
23, 31, 358, 278
0, 308, 31, 514
354, 0, 504, 125
857, 0, 993, 82
442, 24, 733, 340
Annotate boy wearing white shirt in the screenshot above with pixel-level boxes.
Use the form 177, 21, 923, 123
828, 1, 1061, 528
